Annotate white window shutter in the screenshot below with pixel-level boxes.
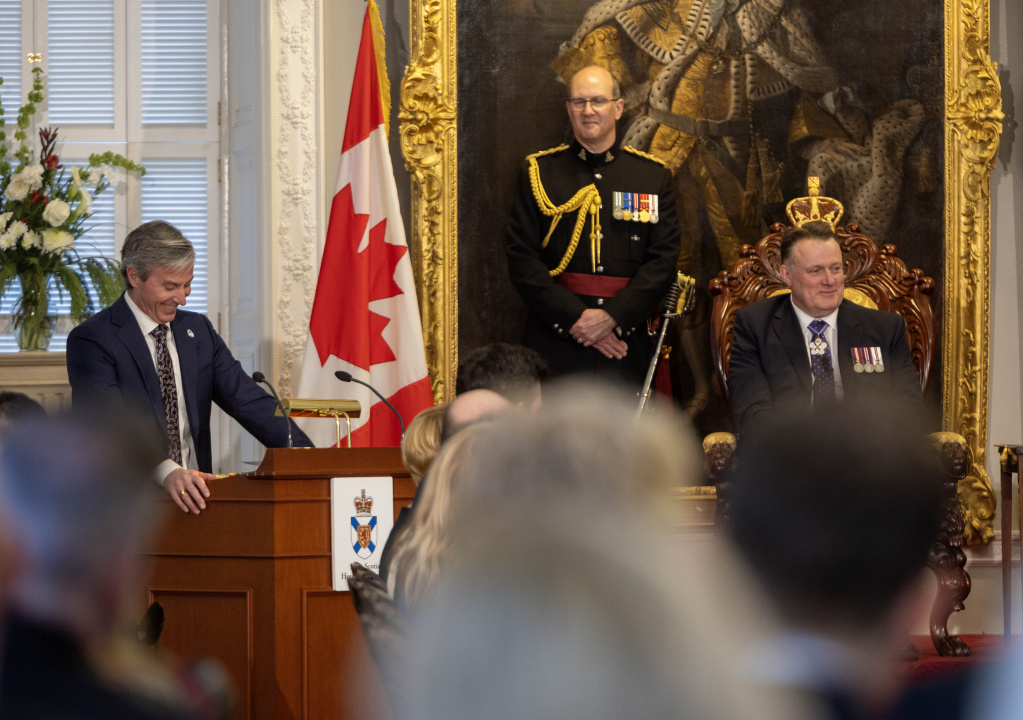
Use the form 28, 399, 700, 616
140, 157, 210, 313
140, 0, 209, 127
46, 0, 116, 126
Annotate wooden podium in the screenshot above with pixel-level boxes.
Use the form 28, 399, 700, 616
144, 448, 413, 720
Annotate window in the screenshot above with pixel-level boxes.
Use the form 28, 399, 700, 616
0, 0, 220, 352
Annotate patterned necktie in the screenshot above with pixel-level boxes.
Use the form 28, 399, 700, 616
808, 318, 835, 403
151, 324, 182, 463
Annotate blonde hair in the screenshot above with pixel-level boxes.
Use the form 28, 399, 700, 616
400, 403, 447, 485
390, 424, 487, 608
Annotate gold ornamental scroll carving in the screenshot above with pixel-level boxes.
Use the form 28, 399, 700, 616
401, 0, 1004, 541
944, 0, 1002, 543
400, 0, 458, 402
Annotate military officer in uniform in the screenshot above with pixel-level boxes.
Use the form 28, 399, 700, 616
505, 65, 681, 386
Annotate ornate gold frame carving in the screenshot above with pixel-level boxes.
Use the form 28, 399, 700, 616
943, 0, 1003, 543
399, 0, 458, 402
400, 0, 1004, 542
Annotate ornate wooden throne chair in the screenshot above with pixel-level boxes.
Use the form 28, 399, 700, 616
703, 181, 972, 657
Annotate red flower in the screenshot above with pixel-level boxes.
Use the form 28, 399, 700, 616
42, 154, 61, 170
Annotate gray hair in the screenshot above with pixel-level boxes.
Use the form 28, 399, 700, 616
120, 220, 195, 285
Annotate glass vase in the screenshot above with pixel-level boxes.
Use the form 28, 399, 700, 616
13, 272, 56, 352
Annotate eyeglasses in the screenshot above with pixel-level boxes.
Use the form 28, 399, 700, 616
567, 97, 619, 111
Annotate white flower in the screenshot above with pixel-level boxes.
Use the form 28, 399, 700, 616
7, 220, 27, 238
87, 169, 103, 188
5, 176, 32, 201
0, 231, 17, 250
70, 167, 84, 196
0, 212, 11, 233
101, 163, 114, 178
19, 164, 45, 188
22, 230, 41, 249
41, 229, 75, 254
70, 189, 94, 222
42, 199, 71, 227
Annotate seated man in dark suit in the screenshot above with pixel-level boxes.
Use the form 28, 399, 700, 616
728, 220, 923, 434
66, 220, 312, 514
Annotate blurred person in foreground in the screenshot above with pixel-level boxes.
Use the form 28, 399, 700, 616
386, 423, 491, 610
728, 400, 943, 720
0, 390, 46, 439
379, 389, 512, 584
397, 381, 814, 720
376, 402, 448, 584
0, 410, 206, 720
455, 342, 548, 408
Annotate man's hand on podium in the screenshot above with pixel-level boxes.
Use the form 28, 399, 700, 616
166, 468, 215, 514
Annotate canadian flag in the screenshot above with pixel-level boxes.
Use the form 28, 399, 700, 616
295, 0, 432, 447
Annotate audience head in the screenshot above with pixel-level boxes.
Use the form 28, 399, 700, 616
400, 380, 805, 720
0, 408, 168, 640
442, 388, 510, 442
728, 400, 942, 634
390, 423, 490, 608
0, 391, 46, 440
455, 342, 547, 408
400, 402, 448, 486
453, 378, 701, 524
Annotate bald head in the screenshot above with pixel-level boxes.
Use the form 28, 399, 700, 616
444, 389, 510, 441
566, 65, 623, 153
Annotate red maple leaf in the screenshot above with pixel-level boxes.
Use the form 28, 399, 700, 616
309, 184, 408, 370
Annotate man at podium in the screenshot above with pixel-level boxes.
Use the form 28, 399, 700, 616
67, 221, 312, 514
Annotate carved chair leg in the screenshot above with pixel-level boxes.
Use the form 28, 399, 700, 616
927, 433, 973, 657
704, 433, 736, 529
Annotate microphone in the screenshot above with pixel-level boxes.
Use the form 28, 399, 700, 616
821, 355, 833, 374
252, 371, 293, 448
334, 370, 406, 440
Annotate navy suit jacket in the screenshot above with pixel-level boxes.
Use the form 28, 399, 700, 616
66, 295, 312, 472
728, 296, 923, 434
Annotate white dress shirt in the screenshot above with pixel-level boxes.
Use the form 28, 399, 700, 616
124, 292, 199, 483
790, 299, 844, 399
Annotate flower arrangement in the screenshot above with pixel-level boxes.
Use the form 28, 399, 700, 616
0, 67, 145, 350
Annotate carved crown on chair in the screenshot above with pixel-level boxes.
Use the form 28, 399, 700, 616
785, 177, 845, 230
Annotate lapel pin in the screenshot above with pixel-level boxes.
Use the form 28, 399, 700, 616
187, 329, 194, 338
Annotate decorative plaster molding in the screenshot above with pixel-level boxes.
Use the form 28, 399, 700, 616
269, 0, 322, 395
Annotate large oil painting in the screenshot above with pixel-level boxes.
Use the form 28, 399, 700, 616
399, 0, 1002, 541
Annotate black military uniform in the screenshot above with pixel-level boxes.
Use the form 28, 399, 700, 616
506, 139, 681, 386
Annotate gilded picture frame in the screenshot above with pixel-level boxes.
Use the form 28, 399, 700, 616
399, 0, 1003, 542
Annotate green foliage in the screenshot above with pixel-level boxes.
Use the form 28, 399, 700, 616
51, 263, 90, 322
81, 257, 125, 308
88, 152, 147, 176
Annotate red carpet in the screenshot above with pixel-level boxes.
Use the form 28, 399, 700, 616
902, 635, 1018, 682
